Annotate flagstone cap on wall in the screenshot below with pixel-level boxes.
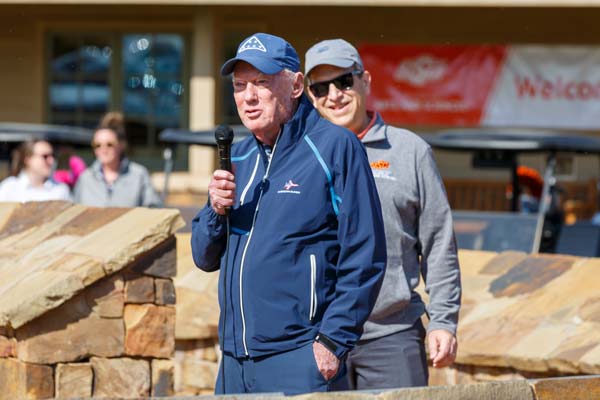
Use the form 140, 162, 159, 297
0, 201, 184, 330
455, 249, 600, 375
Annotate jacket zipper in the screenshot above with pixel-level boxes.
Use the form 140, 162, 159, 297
310, 254, 317, 320
238, 135, 281, 356
240, 153, 260, 206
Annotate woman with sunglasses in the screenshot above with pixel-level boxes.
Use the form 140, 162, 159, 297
74, 111, 162, 207
0, 139, 71, 202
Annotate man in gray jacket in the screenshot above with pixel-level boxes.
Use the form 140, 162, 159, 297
305, 39, 461, 389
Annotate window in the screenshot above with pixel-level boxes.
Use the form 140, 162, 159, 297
49, 35, 113, 129
48, 32, 188, 169
122, 34, 186, 147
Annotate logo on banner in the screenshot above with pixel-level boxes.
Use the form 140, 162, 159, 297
239, 36, 267, 53
394, 55, 447, 86
360, 44, 506, 126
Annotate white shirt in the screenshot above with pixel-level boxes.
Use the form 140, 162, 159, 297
0, 172, 71, 202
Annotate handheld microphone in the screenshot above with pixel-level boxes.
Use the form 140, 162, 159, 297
215, 125, 235, 216
215, 124, 234, 173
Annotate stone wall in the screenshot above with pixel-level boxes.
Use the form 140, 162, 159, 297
424, 249, 600, 386
0, 203, 184, 399
173, 232, 220, 395
0, 236, 177, 399
293, 375, 600, 400
429, 363, 561, 386
173, 242, 600, 394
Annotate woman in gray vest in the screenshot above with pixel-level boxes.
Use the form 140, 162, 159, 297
74, 112, 162, 208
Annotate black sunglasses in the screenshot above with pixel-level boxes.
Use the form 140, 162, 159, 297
33, 152, 55, 161
309, 70, 364, 98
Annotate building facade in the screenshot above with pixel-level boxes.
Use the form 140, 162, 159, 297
2, 1, 600, 180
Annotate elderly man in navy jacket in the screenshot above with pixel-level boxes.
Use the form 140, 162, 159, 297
191, 33, 386, 395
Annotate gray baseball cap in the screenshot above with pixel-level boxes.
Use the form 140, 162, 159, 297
304, 39, 364, 76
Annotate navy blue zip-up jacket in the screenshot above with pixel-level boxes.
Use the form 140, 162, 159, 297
191, 96, 386, 360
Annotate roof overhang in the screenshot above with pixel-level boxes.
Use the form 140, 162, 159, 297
1, 0, 600, 6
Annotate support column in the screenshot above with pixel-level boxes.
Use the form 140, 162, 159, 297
189, 11, 216, 178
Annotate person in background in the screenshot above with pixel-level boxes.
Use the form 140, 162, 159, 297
54, 153, 87, 189
74, 111, 162, 208
509, 166, 543, 214
305, 39, 461, 390
0, 139, 71, 202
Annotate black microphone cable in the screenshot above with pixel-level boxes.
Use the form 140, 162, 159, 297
220, 213, 230, 394
215, 124, 234, 394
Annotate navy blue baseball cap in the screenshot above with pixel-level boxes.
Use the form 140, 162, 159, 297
220, 33, 300, 76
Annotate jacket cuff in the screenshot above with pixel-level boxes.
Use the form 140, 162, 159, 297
427, 322, 457, 336
204, 205, 227, 238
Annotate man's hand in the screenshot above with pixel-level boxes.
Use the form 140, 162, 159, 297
428, 329, 457, 368
208, 170, 236, 215
312, 341, 339, 381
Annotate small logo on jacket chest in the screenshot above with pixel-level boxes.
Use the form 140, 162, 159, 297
278, 180, 301, 194
370, 160, 396, 181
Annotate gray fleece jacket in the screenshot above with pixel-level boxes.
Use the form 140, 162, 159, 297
74, 158, 162, 208
360, 112, 461, 340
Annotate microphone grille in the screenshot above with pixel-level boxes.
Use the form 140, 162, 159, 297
215, 124, 234, 144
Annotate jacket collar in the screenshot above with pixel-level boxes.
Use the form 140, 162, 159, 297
361, 111, 388, 144
255, 95, 319, 150
92, 157, 130, 179
17, 172, 56, 189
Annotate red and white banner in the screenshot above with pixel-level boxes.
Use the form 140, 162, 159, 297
360, 44, 600, 129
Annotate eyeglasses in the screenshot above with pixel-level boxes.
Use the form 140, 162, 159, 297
308, 70, 364, 98
92, 141, 117, 150
33, 153, 55, 161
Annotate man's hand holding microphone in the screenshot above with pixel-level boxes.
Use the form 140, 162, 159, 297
211, 125, 235, 216
209, 171, 235, 215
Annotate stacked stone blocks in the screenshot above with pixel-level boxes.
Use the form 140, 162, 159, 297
172, 232, 220, 395
1, 236, 177, 399
0, 202, 183, 399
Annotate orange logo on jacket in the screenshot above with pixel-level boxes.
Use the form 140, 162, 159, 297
370, 160, 390, 170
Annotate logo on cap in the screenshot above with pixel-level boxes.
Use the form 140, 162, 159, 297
239, 36, 267, 53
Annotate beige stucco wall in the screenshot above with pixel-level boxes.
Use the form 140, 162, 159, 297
1, 0, 600, 6
0, 14, 43, 122
210, 6, 600, 56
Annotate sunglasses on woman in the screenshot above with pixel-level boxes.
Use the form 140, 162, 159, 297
92, 141, 117, 150
33, 152, 55, 161
309, 70, 364, 98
